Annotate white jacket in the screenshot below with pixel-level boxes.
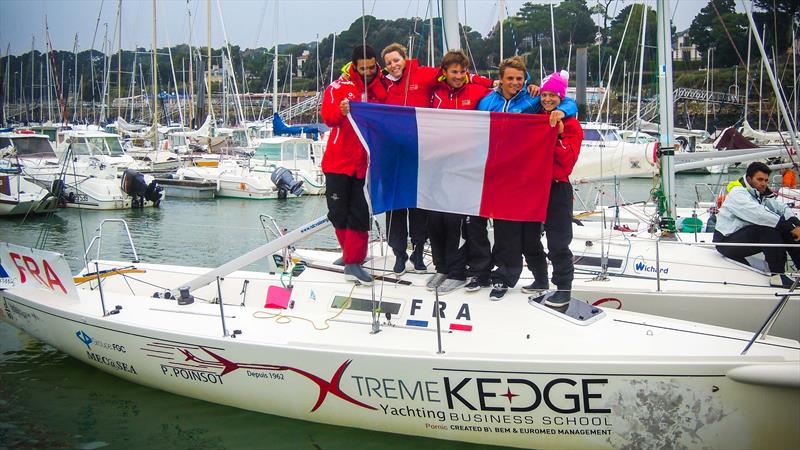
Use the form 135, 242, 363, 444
716, 177, 796, 236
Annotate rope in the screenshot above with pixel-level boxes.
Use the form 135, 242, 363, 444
252, 282, 356, 331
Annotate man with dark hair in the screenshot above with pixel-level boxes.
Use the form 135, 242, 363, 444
714, 161, 800, 288
320, 44, 386, 285
477, 63, 579, 302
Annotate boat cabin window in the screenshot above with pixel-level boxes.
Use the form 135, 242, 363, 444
12, 137, 57, 158
169, 135, 188, 147
231, 130, 248, 147
70, 138, 91, 155
331, 295, 401, 315
603, 129, 621, 141
292, 143, 310, 160
256, 143, 282, 161
584, 129, 603, 141
0, 138, 11, 151
33, 128, 57, 141
103, 137, 125, 156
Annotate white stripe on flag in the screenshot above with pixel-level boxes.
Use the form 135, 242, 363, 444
415, 108, 490, 215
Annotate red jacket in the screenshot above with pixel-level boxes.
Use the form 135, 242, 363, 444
549, 114, 583, 182
320, 65, 387, 178
430, 80, 491, 110
384, 59, 494, 108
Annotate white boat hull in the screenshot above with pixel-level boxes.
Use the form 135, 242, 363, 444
1, 242, 798, 449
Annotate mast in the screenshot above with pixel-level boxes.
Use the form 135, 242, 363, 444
550, 2, 556, 71
152, 0, 158, 150
758, 24, 764, 130
117, 0, 122, 121
272, 0, 278, 116
31, 36, 36, 121
2, 44, 8, 124
45, 25, 52, 122
743, 2, 797, 150
215, 0, 246, 129
99, 23, 109, 123
743, 23, 751, 123
498, 0, 504, 61
330, 33, 336, 84
635, 3, 647, 134
207, 0, 212, 124
128, 50, 136, 121
187, 0, 194, 127
73, 34, 78, 121
656, 0, 676, 228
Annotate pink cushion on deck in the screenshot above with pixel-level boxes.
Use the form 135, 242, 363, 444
265, 285, 292, 309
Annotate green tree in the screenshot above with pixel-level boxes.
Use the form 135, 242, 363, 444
753, 0, 799, 56
688, 0, 749, 67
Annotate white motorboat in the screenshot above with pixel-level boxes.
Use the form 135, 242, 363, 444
1, 132, 161, 210
175, 159, 305, 200
0, 222, 798, 450
53, 129, 148, 174
0, 157, 58, 216
251, 136, 326, 195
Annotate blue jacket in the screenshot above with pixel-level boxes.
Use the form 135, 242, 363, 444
477, 87, 578, 117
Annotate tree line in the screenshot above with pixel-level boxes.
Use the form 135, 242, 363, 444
0, 0, 796, 106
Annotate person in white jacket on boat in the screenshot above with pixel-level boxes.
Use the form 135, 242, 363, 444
713, 161, 800, 288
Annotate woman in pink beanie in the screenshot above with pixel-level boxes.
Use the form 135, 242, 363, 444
521, 70, 584, 310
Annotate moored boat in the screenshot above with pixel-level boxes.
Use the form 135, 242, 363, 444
0, 221, 798, 449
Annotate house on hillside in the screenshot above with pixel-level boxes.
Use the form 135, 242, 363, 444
673, 30, 701, 62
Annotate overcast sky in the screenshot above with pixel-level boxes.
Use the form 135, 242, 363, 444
1, 0, 710, 55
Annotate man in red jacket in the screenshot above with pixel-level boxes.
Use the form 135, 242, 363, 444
321, 45, 387, 285
425, 50, 495, 295
380, 43, 495, 276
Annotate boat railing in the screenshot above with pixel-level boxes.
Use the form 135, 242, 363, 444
83, 219, 140, 272
742, 279, 798, 354
259, 214, 288, 272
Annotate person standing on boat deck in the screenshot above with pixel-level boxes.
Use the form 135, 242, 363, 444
321, 45, 387, 285
425, 50, 494, 294
476, 63, 580, 301
380, 43, 493, 276
523, 71, 582, 308
713, 161, 800, 288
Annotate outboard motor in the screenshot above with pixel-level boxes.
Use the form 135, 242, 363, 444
50, 179, 67, 206
121, 168, 164, 208
270, 166, 304, 199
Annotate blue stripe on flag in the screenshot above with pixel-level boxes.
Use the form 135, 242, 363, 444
405, 319, 429, 328
350, 102, 419, 214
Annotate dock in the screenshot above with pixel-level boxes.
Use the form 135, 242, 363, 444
155, 178, 216, 199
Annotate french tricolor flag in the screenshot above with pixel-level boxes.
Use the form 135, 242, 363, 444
349, 102, 556, 222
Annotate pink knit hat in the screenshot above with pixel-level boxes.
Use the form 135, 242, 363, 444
540, 70, 569, 98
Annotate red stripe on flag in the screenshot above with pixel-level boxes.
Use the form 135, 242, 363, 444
479, 113, 557, 221
449, 323, 473, 332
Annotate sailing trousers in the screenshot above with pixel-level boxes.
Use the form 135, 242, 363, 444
464, 216, 492, 282
491, 220, 544, 288
525, 181, 575, 290
325, 173, 370, 265
385, 208, 428, 257
713, 226, 800, 273
427, 211, 466, 280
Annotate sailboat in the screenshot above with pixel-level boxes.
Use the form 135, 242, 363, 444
0, 1, 798, 449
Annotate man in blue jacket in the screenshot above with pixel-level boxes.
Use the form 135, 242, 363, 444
465, 56, 578, 299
